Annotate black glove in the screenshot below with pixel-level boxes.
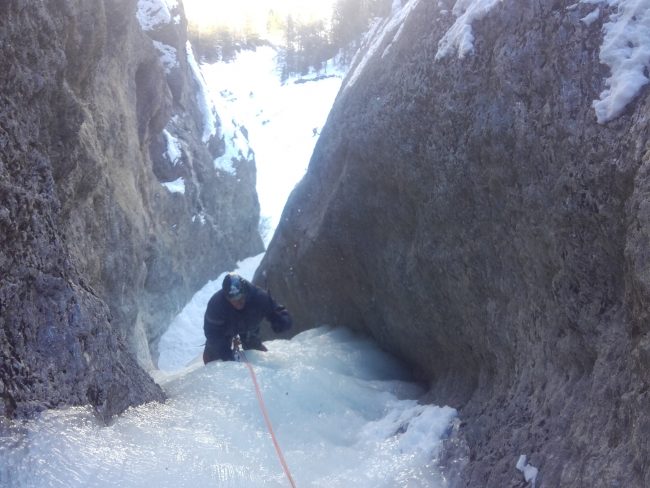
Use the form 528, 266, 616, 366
271, 309, 292, 333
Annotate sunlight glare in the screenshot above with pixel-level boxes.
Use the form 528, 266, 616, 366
183, 0, 337, 31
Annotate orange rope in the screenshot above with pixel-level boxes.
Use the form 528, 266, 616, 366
239, 348, 297, 488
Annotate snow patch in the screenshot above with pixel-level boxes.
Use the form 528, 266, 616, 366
580, 7, 601, 24
209, 96, 251, 175
433, 0, 650, 122
435, 0, 504, 60
162, 129, 182, 165
162, 177, 185, 194
191, 212, 206, 225
586, 0, 650, 123
136, 0, 180, 31
153, 41, 179, 73
214, 150, 238, 175
361, 400, 457, 459
516, 454, 539, 487
186, 42, 219, 143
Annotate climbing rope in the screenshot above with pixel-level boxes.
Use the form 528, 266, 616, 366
233, 337, 297, 488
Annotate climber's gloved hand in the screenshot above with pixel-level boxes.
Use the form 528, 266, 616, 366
271, 309, 292, 333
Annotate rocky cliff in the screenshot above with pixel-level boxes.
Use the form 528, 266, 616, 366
257, 0, 650, 486
1, 0, 262, 419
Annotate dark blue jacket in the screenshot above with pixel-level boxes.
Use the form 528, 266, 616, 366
203, 284, 291, 361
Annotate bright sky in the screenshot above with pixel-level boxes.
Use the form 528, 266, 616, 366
183, 0, 337, 31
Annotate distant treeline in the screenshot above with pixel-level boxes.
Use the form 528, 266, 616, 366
189, 0, 392, 79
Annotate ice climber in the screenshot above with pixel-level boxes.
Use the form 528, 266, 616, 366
202, 273, 292, 363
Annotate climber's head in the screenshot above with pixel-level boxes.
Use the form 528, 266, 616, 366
222, 273, 248, 309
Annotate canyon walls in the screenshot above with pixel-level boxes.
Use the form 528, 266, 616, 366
0, 0, 262, 419
257, 1, 650, 485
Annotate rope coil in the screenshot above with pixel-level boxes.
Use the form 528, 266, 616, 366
235, 338, 297, 487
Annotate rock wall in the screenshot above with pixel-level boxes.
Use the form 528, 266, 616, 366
257, 1, 650, 486
0, 0, 262, 419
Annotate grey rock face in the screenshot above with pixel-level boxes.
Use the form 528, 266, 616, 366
1, 0, 261, 419
257, 1, 650, 486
